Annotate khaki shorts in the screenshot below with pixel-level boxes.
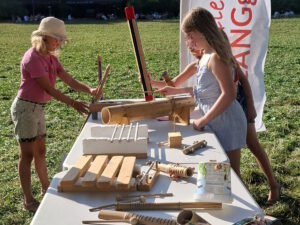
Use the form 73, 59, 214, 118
11, 97, 46, 142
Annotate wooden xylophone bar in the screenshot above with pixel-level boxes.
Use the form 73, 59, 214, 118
58, 155, 158, 192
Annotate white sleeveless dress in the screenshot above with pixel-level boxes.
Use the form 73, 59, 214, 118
193, 54, 247, 152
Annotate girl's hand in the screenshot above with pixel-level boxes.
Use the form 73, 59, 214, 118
193, 117, 207, 131
155, 86, 177, 96
71, 100, 89, 115
90, 88, 98, 97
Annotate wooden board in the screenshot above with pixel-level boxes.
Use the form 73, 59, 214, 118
57, 155, 158, 192
59, 155, 93, 188
97, 156, 124, 189
116, 156, 136, 190
81, 155, 108, 187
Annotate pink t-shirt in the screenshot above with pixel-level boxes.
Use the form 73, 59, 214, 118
17, 47, 64, 103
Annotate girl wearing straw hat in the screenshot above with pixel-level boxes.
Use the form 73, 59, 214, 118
10, 17, 98, 212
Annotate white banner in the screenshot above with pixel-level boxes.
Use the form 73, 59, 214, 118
180, 0, 271, 131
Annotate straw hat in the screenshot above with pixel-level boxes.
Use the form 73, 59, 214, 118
32, 17, 66, 41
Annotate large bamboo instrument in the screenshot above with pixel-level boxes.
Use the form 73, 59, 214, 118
125, 6, 153, 101
114, 202, 222, 211
98, 209, 178, 225
150, 161, 194, 179
101, 95, 194, 125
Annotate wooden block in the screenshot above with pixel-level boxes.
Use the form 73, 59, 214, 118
97, 156, 124, 188
137, 170, 159, 191
168, 132, 182, 148
116, 156, 136, 190
81, 155, 108, 187
59, 155, 93, 188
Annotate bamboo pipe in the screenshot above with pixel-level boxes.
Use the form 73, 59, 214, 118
101, 96, 194, 124
98, 209, 178, 225
150, 161, 194, 178
114, 202, 222, 211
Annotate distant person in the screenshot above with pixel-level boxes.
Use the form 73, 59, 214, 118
10, 17, 98, 212
68, 14, 72, 21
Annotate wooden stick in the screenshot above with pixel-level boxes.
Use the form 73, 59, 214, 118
82, 219, 136, 224
89, 197, 145, 212
116, 192, 173, 201
161, 71, 175, 87
114, 201, 222, 211
98, 55, 102, 85
95, 64, 111, 101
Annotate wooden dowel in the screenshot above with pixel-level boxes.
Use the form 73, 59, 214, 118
82, 219, 135, 224
115, 201, 222, 211
116, 192, 173, 201
95, 64, 111, 101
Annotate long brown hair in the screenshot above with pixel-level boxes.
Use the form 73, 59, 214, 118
182, 7, 236, 67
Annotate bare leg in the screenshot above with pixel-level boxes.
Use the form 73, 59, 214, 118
33, 137, 49, 193
226, 149, 241, 178
246, 124, 279, 202
18, 142, 35, 204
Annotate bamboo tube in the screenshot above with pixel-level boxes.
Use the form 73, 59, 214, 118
114, 202, 222, 211
177, 210, 210, 225
98, 209, 178, 225
151, 161, 194, 178
182, 140, 207, 155
101, 96, 194, 124
89, 100, 136, 113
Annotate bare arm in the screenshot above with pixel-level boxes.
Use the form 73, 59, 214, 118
172, 61, 198, 87
57, 70, 97, 96
149, 61, 198, 89
193, 53, 236, 130
35, 76, 89, 114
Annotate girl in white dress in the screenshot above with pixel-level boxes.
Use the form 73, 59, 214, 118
150, 7, 247, 177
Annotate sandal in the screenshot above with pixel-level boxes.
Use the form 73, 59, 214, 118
267, 183, 281, 205
23, 199, 40, 212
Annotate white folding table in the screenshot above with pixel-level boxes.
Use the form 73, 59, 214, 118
31, 108, 264, 225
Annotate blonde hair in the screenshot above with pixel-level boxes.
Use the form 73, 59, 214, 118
31, 34, 59, 56
182, 7, 236, 67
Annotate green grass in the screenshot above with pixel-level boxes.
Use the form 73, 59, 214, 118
0, 18, 299, 224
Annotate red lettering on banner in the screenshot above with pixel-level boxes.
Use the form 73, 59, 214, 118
238, 0, 257, 5
210, 1, 224, 10
208, 0, 257, 77
231, 8, 252, 26
234, 50, 250, 69
231, 29, 251, 48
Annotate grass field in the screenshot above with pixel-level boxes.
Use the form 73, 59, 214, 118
0, 18, 299, 224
